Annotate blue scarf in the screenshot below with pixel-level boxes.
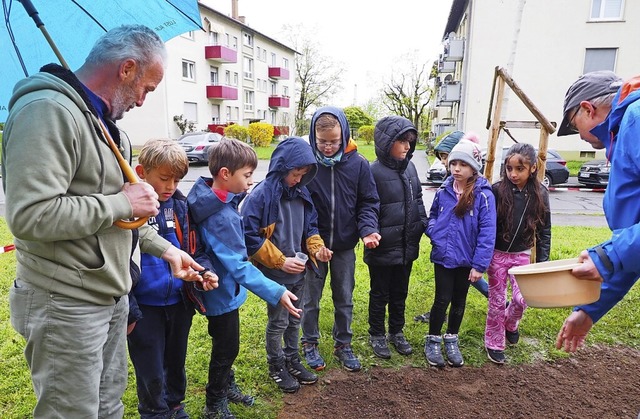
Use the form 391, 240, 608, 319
315, 149, 343, 167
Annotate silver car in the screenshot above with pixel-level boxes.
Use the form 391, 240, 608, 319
177, 132, 224, 164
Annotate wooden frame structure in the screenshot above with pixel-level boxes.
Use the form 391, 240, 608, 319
484, 66, 557, 183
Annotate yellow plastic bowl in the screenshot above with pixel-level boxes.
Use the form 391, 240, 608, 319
508, 258, 601, 308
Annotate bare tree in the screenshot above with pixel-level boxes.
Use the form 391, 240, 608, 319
282, 24, 344, 135
382, 61, 432, 133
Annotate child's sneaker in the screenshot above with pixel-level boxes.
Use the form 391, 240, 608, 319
334, 344, 362, 372
413, 312, 430, 323
486, 348, 506, 364
424, 335, 445, 368
369, 335, 391, 359
227, 378, 255, 407
443, 333, 464, 367
203, 397, 235, 419
302, 343, 326, 371
387, 332, 413, 355
269, 363, 300, 393
286, 355, 318, 385
506, 328, 520, 345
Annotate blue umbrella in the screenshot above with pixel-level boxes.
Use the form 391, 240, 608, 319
1, 0, 203, 122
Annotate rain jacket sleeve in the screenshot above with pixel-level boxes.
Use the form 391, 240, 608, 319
356, 156, 381, 240
200, 223, 285, 308
472, 189, 497, 273
242, 191, 287, 270
535, 187, 552, 262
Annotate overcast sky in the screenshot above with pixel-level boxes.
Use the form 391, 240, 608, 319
202, 0, 454, 106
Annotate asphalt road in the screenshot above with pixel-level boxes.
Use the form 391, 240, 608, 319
0, 149, 608, 227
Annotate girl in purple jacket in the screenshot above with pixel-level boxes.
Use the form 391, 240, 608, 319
424, 139, 496, 368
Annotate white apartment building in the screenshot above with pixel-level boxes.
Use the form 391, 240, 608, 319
432, 0, 640, 159
119, 1, 296, 146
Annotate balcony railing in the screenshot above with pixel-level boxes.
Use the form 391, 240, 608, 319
204, 45, 237, 63
268, 96, 290, 108
206, 85, 238, 100
268, 66, 290, 80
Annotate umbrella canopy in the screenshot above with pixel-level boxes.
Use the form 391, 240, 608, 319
0, 0, 203, 122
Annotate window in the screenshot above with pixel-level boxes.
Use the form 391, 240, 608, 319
270, 111, 277, 125
225, 33, 230, 47
226, 106, 231, 122
211, 104, 220, 124
590, 0, 624, 20
181, 31, 194, 40
580, 151, 596, 158
244, 90, 254, 111
262, 49, 267, 61
243, 33, 254, 47
182, 60, 195, 81
271, 53, 277, 66
282, 58, 289, 69
225, 70, 231, 85
232, 36, 238, 49
584, 48, 617, 73
209, 31, 219, 45
234, 72, 239, 86
243, 57, 254, 79
210, 66, 218, 85
183, 102, 197, 123
270, 81, 277, 95
283, 86, 289, 97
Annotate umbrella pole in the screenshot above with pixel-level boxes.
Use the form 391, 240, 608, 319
18, 0, 147, 230
18, 0, 69, 68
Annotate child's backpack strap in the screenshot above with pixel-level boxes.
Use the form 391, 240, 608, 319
175, 209, 198, 256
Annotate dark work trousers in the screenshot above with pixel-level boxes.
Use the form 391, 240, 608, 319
428, 263, 472, 336
205, 309, 240, 404
127, 302, 194, 418
367, 263, 412, 337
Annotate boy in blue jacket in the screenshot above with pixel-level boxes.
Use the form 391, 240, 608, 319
301, 107, 381, 372
187, 138, 300, 419
241, 137, 333, 393
127, 139, 219, 419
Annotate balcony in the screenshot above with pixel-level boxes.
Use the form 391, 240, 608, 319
274, 125, 290, 136
436, 83, 461, 107
442, 38, 464, 62
204, 45, 237, 63
206, 85, 238, 100
268, 96, 290, 108
438, 59, 456, 74
268, 66, 290, 80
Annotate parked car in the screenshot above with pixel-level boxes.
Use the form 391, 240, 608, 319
578, 159, 609, 187
176, 132, 224, 164
426, 158, 447, 185
481, 147, 570, 188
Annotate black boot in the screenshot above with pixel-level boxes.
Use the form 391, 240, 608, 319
203, 397, 235, 419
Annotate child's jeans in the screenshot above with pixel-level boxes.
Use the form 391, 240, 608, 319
301, 248, 356, 346
485, 250, 530, 351
367, 263, 412, 337
429, 264, 472, 336
266, 279, 304, 365
127, 302, 194, 418
205, 309, 240, 403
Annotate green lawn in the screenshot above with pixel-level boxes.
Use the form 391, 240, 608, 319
2, 221, 636, 418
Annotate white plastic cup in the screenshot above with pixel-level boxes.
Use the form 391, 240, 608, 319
295, 252, 308, 263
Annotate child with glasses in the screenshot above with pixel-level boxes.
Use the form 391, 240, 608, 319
301, 106, 381, 373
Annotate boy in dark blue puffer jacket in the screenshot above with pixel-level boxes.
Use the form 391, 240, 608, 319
365, 116, 428, 359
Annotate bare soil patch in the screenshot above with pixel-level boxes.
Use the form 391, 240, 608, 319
278, 345, 640, 419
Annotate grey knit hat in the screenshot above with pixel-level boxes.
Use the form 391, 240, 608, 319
448, 139, 482, 172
